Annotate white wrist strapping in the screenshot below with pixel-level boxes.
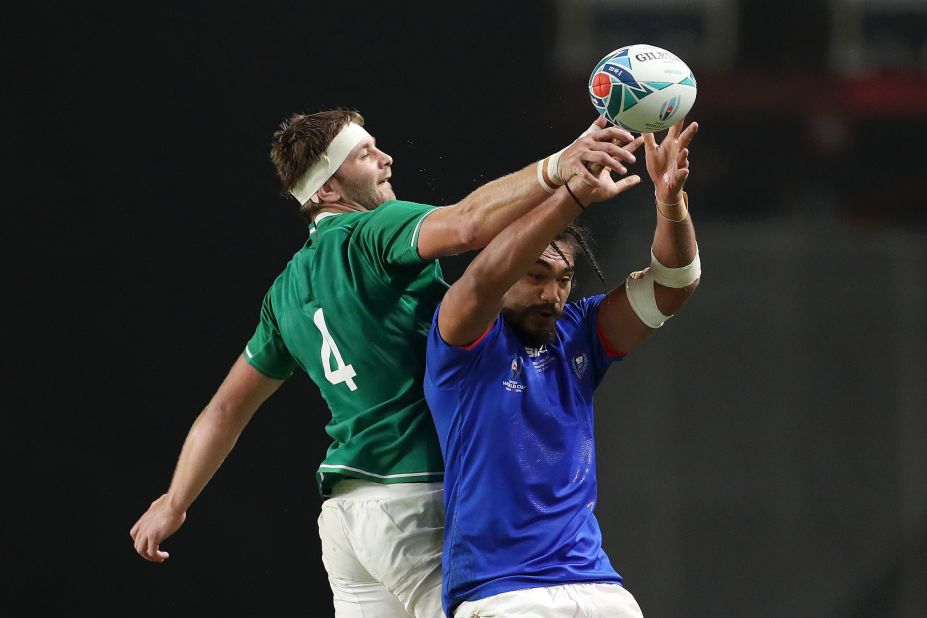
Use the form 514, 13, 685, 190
625, 249, 701, 328
537, 121, 600, 193
536, 158, 557, 193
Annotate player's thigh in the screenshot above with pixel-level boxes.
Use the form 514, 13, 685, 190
319, 503, 413, 617
329, 579, 412, 618
454, 583, 643, 618
318, 502, 370, 581
363, 489, 444, 618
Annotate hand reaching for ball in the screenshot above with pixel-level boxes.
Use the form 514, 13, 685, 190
643, 120, 698, 203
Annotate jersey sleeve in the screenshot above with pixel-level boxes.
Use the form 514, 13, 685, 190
353, 200, 438, 267
425, 305, 501, 390
244, 290, 297, 380
564, 294, 624, 388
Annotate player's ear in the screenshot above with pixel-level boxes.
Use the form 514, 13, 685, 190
316, 181, 341, 204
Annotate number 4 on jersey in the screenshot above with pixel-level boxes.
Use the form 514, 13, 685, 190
313, 308, 358, 391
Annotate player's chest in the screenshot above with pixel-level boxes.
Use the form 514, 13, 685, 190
495, 342, 594, 403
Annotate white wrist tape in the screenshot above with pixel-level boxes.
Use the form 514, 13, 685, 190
537, 121, 600, 193
536, 158, 556, 193
625, 251, 701, 329
547, 150, 565, 185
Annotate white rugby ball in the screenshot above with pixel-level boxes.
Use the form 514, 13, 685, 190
589, 44, 697, 133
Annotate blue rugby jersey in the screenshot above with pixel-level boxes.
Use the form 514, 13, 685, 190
424, 294, 626, 615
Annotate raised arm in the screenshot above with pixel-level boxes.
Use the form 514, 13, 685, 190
130, 356, 284, 562
598, 121, 701, 356
438, 169, 642, 346
416, 120, 643, 260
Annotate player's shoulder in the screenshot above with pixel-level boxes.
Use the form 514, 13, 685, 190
351, 201, 441, 254
562, 294, 607, 322
367, 199, 438, 221
263, 237, 314, 290
311, 201, 436, 235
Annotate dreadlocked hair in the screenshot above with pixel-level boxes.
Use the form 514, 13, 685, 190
549, 223, 608, 294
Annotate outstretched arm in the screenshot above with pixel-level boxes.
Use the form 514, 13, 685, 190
598, 121, 701, 356
130, 356, 284, 562
438, 169, 642, 346
416, 120, 643, 260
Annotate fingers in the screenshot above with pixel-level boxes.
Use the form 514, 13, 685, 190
676, 147, 689, 169
585, 153, 627, 175
145, 538, 157, 560
668, 168, 690, 195
571, 142, 637, 177
612, 174, 641, 196
584, 140, 638, 163
586, 161, 604, 176
624, 135, 645, 154
580, 149, 634, 175
594, 115, 608, 129
590, 134, 643, 159
650, 120, 697, 150
589, 126, 635, 146
643, 132, 657, 153
138, 534, 169, 562
132, 515, 167, 562
151, 540, 170, 562
146, 538, 167, 563
134, 534, 150, 560
573, 161, 602, 189
678, 121, 698, 149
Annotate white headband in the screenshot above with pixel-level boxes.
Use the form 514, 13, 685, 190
289, 122, 371, 205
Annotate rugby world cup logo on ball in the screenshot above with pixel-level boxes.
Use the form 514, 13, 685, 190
589, 44, 697, 133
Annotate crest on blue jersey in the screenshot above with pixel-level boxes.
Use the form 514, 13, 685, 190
503, 354, 526, 392
571, 351, 589, 380
510, 355, 523, 379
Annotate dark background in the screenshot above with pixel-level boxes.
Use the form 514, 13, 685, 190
7, 1, 926, 616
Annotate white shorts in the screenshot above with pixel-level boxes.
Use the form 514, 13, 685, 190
318, 479, 445, 618
454, 582, 644, 618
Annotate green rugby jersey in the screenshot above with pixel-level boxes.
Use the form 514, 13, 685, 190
244, 200, 449, 496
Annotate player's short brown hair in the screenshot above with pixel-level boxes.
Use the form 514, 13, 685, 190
269, 109, 365, 218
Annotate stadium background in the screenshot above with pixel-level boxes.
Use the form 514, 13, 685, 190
7, 1, 925, 616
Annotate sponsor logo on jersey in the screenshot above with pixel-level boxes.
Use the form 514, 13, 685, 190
524, 345, 547, 358
572, 351, 589, 380
525, 344, 553, 372
503, 354, 526, 392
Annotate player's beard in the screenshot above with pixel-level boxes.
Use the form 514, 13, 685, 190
338, 173, 395, 210
503, 303, 563, 347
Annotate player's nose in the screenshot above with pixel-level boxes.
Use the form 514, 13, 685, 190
379, 149, 393, 168
539, 280, 559, 303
